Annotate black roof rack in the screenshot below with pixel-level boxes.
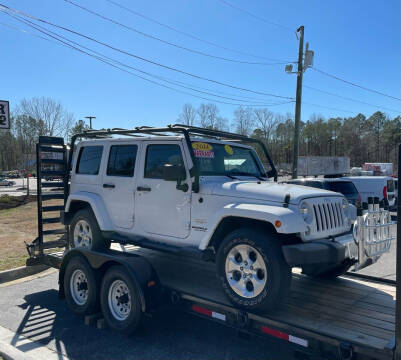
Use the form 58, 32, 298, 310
68, 124, 278, 193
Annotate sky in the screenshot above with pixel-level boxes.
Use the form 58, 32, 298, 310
0, 0, 400, 130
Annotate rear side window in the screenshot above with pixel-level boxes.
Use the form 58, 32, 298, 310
145, 144, 184, 179
107, 145, 138, 177
76, 146, 103, 175
326, 181, 358, 195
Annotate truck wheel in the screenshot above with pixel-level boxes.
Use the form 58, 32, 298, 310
100, 266, 142, 334
216, 228, 291, 312
70, 208, 110, 250
64, 256, 99, 315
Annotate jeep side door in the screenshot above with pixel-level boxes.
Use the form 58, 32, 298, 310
101, 142, 139, 229
135, 141, 191, 239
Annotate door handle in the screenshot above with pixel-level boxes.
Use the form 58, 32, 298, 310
137, 186, 151, 192
103, 183, 115, 189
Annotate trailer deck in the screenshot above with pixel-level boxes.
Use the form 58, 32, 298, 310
37, 244, 396, 360
119, 245, 396, 359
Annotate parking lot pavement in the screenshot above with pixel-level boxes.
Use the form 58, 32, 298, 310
0, 178, 37, 196
0, 273, 293, 360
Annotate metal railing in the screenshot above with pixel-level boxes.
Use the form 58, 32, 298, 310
354, 197, 395, 271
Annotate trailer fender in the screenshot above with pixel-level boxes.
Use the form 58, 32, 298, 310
58, 249, 161, 313
65, 192, 113, 230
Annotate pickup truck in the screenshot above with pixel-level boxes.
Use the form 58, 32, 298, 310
57, 125, 393, 315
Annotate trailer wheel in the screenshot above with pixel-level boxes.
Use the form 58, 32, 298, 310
216, 228, 291, 312
64, 257, 99, 315
70, 208, 110, 250
100, 266, 142, 334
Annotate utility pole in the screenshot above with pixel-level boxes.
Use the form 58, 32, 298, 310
285, 26, 313, 179
292, 25, 305, 179
85, 116, 96, 129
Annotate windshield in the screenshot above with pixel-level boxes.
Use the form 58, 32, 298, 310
192, 141, 264, 177
326, 181, 358, 195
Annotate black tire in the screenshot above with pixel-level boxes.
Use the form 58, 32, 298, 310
216, 228, 291, 312
100, 266, 142, 335
64, 256, 99, 315
70, 208, 111, 250
304, 263, 351, 280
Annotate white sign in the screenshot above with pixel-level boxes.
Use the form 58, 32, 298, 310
0, 100, 10, 129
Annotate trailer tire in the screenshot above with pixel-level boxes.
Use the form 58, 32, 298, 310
70, 208, 111, 250
64, 256, 99, 315
216, 228, 291, 312
100, 266, 142, 335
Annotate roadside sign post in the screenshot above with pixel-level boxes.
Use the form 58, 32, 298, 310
0, 100, 10, 129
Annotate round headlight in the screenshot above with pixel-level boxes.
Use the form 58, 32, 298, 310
299, 202, 311, 221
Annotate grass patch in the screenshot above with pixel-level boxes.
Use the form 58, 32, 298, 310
0, 254, 28, 272
0, 194, 36, 210
0, 198, 64, 271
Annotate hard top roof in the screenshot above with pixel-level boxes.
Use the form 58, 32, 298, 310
77, 135, 253, 149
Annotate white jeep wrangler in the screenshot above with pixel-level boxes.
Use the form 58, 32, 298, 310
62, 125, 393, 311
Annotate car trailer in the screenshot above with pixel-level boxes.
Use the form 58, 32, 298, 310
25, 134, 401, 360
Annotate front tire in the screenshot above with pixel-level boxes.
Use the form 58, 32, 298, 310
100, 266, 142, 335
216, 228, 291, 312
70, 208, 110, 250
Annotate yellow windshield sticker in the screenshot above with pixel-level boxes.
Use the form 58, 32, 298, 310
192, 142, 213, 151
224, 144, 233, 155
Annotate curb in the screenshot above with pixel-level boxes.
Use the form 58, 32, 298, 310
0, 265, 49, 284
0, 340, 37, 360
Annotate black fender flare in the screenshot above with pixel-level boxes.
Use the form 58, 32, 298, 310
58, 248, 161, 313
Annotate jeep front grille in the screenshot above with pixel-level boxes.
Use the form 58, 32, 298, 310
313, 201, 345, 232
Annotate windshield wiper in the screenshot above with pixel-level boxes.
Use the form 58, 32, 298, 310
228, 171, 266, 181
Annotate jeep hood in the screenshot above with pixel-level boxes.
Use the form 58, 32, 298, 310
199, 177, 343, 204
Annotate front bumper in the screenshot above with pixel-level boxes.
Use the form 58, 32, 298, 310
282, 233, 357, 267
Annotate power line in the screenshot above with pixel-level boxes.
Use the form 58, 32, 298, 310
304, 85, 400, 114
104, 0, 291, 62
5, 12, 286, 106
302, 101, 356, 114
65, 0, 290, 66
216, 0, 295, 33
311, 67, 401, 101
4, 13, 294, 108
0, 3, 294, 101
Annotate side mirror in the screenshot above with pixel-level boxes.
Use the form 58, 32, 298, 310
162, 164, 186, 182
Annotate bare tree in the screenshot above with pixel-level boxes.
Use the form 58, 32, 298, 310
178, 103, 196, 126
253, 108, 277, 140
233, 107, 254, 136
15, 97, 74, 138
197, 103, 226, 130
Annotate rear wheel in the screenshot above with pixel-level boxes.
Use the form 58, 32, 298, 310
216, 228, 291, 312
100, 266, 142, 334
64, 257, 99, 315
70, 208, 110, 250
